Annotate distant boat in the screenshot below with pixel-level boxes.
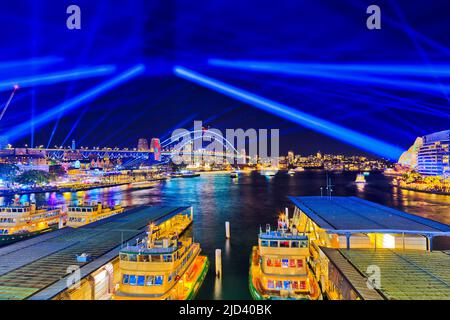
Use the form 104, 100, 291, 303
295, 167, 305, 172
288, 169, 295, 175
260, 168, 278, 176
355, 173, 366, 184
171, 170, 200, 178
230, 170, 240, 178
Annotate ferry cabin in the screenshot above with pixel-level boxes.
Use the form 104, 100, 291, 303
115, 236, 201, 299
66, 202, 123, 228
0, 203, 61, 235
257, 230, 311, 294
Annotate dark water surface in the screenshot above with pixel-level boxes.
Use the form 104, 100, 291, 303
2, 171, 449, 299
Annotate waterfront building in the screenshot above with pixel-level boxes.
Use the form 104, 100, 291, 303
289, 196, 450, 300
417, 130, 450, 177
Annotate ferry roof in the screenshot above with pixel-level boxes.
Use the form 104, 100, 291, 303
289, 196, 450, 234
321, 247, 450, 300
0, 205, 189, 300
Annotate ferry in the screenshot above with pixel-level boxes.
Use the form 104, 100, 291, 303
66, 202, 124, 228
260, 168, 278, 176
0, 202, 63, 246
355, 173, 366, 184
171, 170, 200, 178
113, 210, 208, 300
287, 169, 295, 175
249, 212, 321, 300
295, 167, 305, 172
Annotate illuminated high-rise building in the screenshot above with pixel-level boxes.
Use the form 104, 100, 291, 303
137, 138, 149, 151
150, 138, 161, 161
417, 130, 450, 177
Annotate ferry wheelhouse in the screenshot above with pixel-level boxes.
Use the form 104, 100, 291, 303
249, 212, 321, 300
113, 207, 208, 300
66, 202, 124, 228
0, 202, 63, 246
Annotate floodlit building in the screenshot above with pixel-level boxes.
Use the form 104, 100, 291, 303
417, 130, 450, 177
137, 138, 149, 151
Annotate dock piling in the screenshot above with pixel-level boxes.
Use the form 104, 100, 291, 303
215, 249, 222, 278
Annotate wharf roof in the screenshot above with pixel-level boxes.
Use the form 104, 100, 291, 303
0, 206, 189, 300
320, 247, 450, 300
289, 196, 450, 234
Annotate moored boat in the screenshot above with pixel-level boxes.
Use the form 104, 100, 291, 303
66, 202, 124, 228
355, 173, 366, 184
249, 212, 321, 300
0, 202, 64, 246
113, 208, 208, 300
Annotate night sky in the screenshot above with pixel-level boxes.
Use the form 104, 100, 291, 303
0, 0, 449, 156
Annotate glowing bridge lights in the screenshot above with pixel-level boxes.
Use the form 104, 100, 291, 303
5, 64, 145, 143
173, 66, 404, 160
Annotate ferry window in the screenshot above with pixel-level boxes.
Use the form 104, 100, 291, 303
139, 255, 150, 262
289, 259, 296, 268
281, 259, 289, 268
146, 276, 154, 286
280, 241, 289, 248
274, 259, 282, 268
155, 276, 163, 285
299, 281, 306, 290
297, 259, 303, 268
300, 240, 308, 248
137, 276, 145, 286
267, 280, 274, 289
283, 281, 291, 290
129, 275, 137, 286
122, 274, 129, 284
291, 241, 299, 248
269, 241, 278, 247
151, 255, 161, 262
292, 281, 299, 290
119, 254, 128, 261
275, 281, 282, 290
260, 240, 268, 247
163, 255, 172, 262
129, 254, 137, 262
266, 258, 273, 267
168, 275, 172, 282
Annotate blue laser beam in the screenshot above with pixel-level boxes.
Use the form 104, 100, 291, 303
209, 59, 450, 77
208, 59, 450, 96
5, 64, 145, 143
174, 66, 404, 160
0, 56, 64, 71
0, 65, 117, 92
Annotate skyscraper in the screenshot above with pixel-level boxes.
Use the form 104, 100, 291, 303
150, 138, 161, 161
417, 130, 450, 177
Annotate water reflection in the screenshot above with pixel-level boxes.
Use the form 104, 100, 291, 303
0, 172, 449, 299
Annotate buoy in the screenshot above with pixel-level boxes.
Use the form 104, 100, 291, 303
215, 249, 222, 278
225, 221, 230, 239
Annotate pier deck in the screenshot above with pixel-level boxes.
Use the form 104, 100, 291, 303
0, 206, 189, 300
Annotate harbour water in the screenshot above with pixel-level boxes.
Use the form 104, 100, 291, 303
1, 171, 449, 299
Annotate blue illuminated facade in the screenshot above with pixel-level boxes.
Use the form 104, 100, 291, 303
417, 130, 450, 177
